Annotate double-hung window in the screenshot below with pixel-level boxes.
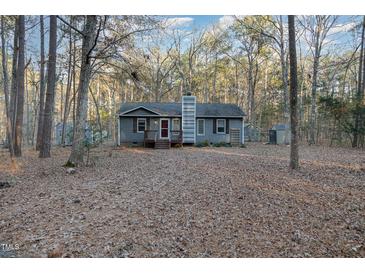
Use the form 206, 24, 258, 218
172, 118, 180, 135
137, 118, 146, 133
217, 119, 226, 134
197, 119, 205, 136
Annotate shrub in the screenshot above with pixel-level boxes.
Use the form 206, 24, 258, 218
202, 140, 209, 147
195, 140, 210, 147
64, 160, 76, 168
213, 141, 231, 147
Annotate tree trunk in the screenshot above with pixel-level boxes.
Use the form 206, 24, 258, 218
25, 63, 30, 145
288, 15, 299, 170
212, 53, 218, 102
36, 15, 46, 151
68, 15, 98, 166
309, 53, 320, 145
10, 17, 18, 143
1, 16, 15, 157
352, 16, 365, 148
72, 36, 77, 139
61, 18, 73, 146
90, 86, 103, 143
14, 15, 25, 157
279, 16, 290, 122
308, 22, 322, 145
39, 16, 57, 158
247, 57, 255, 126
31, 83, 38, 146
203, 53, 209, 103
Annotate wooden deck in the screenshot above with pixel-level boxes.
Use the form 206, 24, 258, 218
144, 130, 182, 149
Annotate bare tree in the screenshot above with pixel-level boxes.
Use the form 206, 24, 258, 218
147, 44, 176, 101
39, 16, 57, 158
68, 15, 99, 166
1, 16, 14, 156
352, 16, 365, 147
239, 16, 290, 121
14, 15, 25, 157
288, 15, 299, 169
9, 16, 18, 143
61, 17, 74, 146
300, 16, 338, 145
36, 15, 46, 151
233, 17, 266, 126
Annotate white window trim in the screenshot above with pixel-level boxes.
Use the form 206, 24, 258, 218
172, 118, 180, 130
217, 119, 226, 134
120, 106, 161, 116
137, 118, 146, 133
197, 119, 205, 136
160, 118, 170, 139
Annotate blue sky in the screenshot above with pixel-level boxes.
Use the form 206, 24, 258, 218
26, 16, 225, 52
161, 15, 227, 31
166, 15, 222, 28
23, 15, 362, 67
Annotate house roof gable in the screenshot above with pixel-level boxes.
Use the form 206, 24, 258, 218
119, 106, 161, 116
118, 102, 246, 117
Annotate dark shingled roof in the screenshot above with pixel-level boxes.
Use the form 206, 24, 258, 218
119, 102, 245, 117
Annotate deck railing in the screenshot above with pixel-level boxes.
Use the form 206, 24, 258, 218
144, 130, 158, 142
170, 130, 183, 144
144, 130, 183, 144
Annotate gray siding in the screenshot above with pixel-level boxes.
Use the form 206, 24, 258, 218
196, 118, 243, 144
119, 117, 181, 144
120, 117, 143, 143
119, 116, 243, 145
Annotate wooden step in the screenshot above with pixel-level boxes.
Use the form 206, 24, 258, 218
155, 139, 170, 149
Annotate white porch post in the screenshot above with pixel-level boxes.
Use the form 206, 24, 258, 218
117, 115, 120, 146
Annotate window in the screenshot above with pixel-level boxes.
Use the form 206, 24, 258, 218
137, 118, 146, 133
217, 119, 226, 134
172, 119, 180, 135
172, 119, 180, 130
197, 119, 205, 136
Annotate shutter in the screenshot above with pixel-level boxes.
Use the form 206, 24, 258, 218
133, 117, 137, 133
226, 119, 230, 134
179, 118, 182, 131
213, 119, 216, 134
146, 118, 150, 130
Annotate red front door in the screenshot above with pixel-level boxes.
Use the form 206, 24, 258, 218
160, 119, 169, 139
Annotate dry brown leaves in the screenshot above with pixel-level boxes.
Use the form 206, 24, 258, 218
0, 143, 364, 257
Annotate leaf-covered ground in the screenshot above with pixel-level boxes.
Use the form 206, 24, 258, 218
0, 143, 364, 257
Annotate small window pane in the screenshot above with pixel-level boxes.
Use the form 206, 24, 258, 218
217, 119, 225, 133
137, 119, 146, 132
172, 119, 180, 131
197, 119, 204, 135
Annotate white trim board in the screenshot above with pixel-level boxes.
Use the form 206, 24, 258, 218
117, 117, 120, 146
216, 119, 226, 134
119, 106, 161, 116
197, 119, 205, 136
137, 118, 147, 133
159, 118, 170, 140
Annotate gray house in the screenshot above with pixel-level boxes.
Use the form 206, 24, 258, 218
117, 95, 245, 148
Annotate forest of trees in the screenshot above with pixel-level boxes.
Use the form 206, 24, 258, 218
0, 15, 364, 165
